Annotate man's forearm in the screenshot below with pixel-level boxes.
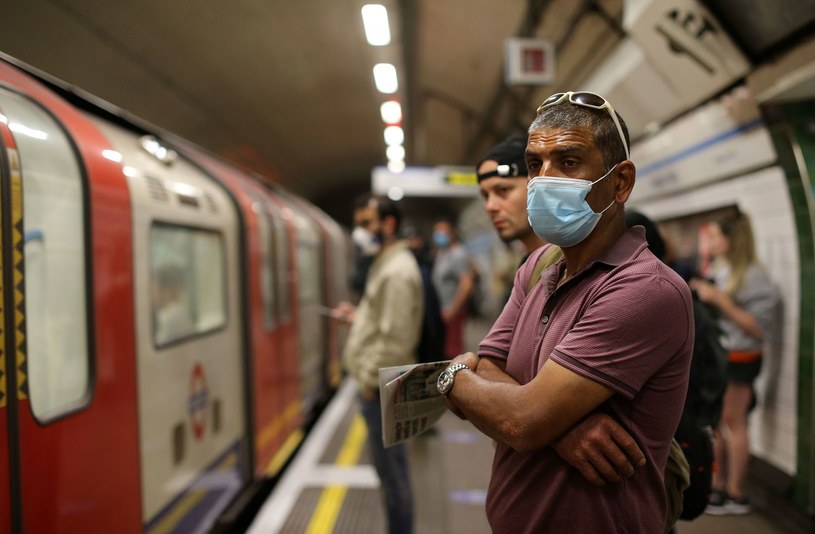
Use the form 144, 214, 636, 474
447, 357, 614, 453
475, 356, 517, 384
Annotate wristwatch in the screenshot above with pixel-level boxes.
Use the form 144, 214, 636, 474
436, 363, 470, 397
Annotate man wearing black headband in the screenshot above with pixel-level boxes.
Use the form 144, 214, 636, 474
477, 135, 545, 262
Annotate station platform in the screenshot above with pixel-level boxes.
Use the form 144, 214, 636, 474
248, 319, 804, 534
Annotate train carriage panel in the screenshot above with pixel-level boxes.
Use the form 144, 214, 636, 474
319, 214, 351, 387
286, 195, 350, 390
87, 117, 248, 531
179, 147, 304, 478
267, 193, 326, 424
255, 190, 304, 474
0, 63, 141, 533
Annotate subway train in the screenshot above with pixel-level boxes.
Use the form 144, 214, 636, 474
0, 55, 350, 533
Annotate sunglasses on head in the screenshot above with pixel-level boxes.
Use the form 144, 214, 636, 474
536, 91, 630, 160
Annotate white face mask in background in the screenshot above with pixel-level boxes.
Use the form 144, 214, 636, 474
352, 226, 382, 256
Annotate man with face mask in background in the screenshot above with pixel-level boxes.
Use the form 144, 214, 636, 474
334, 193, 423, 534
431, 220, 475, 358
440, 92, 693, 532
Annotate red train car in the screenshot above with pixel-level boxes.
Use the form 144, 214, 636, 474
0, 54, 349, 533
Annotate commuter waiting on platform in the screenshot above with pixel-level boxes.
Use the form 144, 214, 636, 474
431, 220, 475, 357
334, 194, 423, 534
439, 91, 694, 532
690, 211, 780, 516
477, 134, 546, 263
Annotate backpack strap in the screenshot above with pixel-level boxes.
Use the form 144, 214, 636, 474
526, 246, 564, 293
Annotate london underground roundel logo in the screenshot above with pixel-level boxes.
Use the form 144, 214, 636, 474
188, 362, 209, 440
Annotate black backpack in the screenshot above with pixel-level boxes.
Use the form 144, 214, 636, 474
676, 297, 726, 520
414, 256, 447, 363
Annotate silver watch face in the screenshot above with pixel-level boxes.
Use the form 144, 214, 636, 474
437, 369, 454, 395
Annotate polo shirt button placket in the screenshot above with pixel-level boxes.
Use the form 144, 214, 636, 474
540, 314, 551, 335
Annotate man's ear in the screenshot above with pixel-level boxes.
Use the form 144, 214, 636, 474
613, 160, 636, 204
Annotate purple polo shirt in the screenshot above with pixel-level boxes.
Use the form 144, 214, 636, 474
479, 228, 693, 534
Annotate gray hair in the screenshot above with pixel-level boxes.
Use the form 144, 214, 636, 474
529, 103, 630, 171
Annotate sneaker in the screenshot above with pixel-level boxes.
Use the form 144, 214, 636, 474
723, 495, 752, 515
704, 490, 728, 516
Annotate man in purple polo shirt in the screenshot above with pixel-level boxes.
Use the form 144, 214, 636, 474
439, 92, 694, 533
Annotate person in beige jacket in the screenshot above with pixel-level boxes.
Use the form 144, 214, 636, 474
336, 193, 423, 534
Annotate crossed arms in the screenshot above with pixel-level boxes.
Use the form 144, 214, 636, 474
445, 353, 645, 486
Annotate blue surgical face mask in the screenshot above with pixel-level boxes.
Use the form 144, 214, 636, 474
526, 165, 617, 247
432, 231, 450, 248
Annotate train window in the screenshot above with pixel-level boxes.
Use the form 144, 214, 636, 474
275, 218, 292, 323
256, 207, 277, 329
151, 224, 226, 347
0, 87, 91, 420
266, 203, 291, 325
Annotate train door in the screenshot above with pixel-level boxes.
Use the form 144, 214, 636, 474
0, 85, 141, 533
268, 193, 326, 423
87, 118, 248, 533
252, 193, 303, 475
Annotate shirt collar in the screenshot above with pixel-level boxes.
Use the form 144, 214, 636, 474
554, 227, 649, 288
596, 226, 649, 267
374, 240, 410, 266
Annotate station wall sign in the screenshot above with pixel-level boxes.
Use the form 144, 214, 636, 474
372, 165, 480, 198
504, 38, 556, 85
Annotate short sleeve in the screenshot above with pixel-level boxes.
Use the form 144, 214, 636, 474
738, 266, 779, 337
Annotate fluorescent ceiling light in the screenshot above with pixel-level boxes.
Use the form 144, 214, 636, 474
361, 4, 391, 46
384, 126, 404, 146
386, 144, 405, 162
373, 63, 398, 94
380, 100, 402, 124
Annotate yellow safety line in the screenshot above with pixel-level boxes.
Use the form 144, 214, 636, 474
305, 414, 367, 534
265, 428, 304, 477
258, 399, 301, 451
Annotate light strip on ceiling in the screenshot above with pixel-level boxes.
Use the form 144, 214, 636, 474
361, 4, 391, 46
373, 63, 398, 93
380, 100, 402, 124
384, 126, 404, 146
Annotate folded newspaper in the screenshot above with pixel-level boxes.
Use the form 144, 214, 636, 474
378, 360, 450, 447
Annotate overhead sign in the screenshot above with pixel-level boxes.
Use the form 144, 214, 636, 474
504, 38, 556, 85
624, 0, 750, 108
372, 166, 480, 198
